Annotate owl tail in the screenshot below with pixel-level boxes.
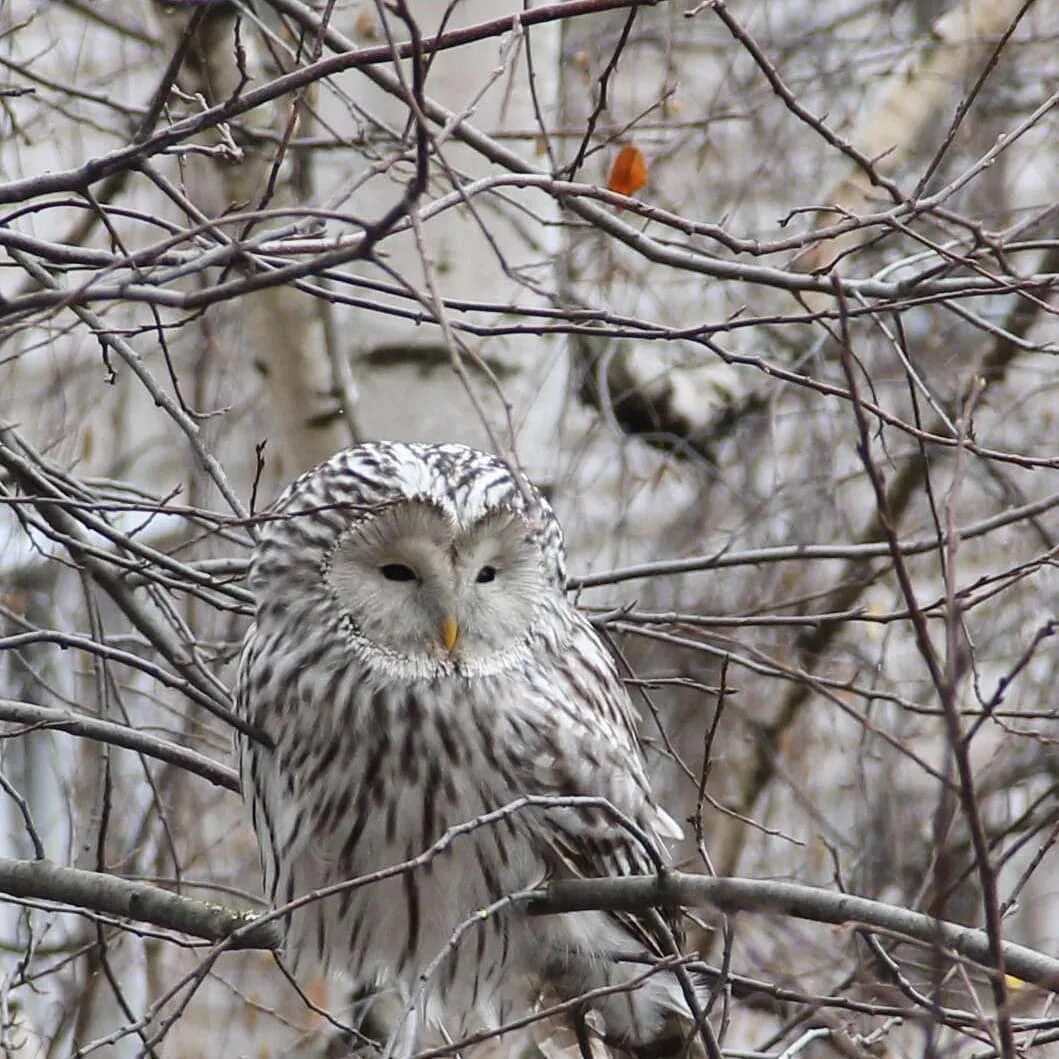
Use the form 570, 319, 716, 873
626, 1014, 709, 1059
541, 911, 709, 1058
592, 967, 709, 1059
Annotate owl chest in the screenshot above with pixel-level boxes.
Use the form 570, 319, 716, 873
281, 670, 536, 883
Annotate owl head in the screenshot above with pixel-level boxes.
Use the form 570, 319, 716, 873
250, 442, 567, 673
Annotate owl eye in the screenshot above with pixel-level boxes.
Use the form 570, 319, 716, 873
475, 565, 497, 584
380, 563, 417, 582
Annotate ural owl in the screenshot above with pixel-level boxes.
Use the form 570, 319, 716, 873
237, 442, 703, 1056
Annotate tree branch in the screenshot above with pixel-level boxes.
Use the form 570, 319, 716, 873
0, 700, 240, 793
571, 487, 1059, 588
0, 0, 658, 207
533, 875, 1059, 992
3, 859, 1057, 994
0, 857, 277, 950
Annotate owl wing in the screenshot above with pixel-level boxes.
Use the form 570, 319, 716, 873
511, 613, 683, 880
497, 613, 687, 966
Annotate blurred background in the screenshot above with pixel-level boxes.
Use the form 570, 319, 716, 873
0, 0, 1056, 1055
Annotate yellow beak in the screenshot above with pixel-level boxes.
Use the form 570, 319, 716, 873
440, 616, 459, 653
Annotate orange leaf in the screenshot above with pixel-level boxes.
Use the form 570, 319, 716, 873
607, 144, 648, 197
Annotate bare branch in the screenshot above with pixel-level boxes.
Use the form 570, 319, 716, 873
3, 860, 1058, 996
0, 856, 276, 950
0, 700, 240, 793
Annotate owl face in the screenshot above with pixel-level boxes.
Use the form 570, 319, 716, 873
325, 498, 549, 667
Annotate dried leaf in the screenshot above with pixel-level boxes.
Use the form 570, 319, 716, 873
607, 144, 648, 197
355, 8, 378, 39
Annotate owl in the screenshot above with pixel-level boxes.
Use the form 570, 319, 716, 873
236, 442, 703, 1057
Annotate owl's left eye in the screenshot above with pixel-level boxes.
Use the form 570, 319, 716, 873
475, 565, 497, 584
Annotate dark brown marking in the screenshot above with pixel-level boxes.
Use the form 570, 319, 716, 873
401, 871, 420, 970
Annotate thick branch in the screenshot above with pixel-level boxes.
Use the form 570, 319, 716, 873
533, 875, 1059, 991
3, 859, 1057, 994
0, 857, 277, 950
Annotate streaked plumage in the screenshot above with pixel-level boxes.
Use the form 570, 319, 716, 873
236, 441, 700, 1056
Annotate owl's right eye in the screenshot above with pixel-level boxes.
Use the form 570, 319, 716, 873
380, 563, 417, 582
